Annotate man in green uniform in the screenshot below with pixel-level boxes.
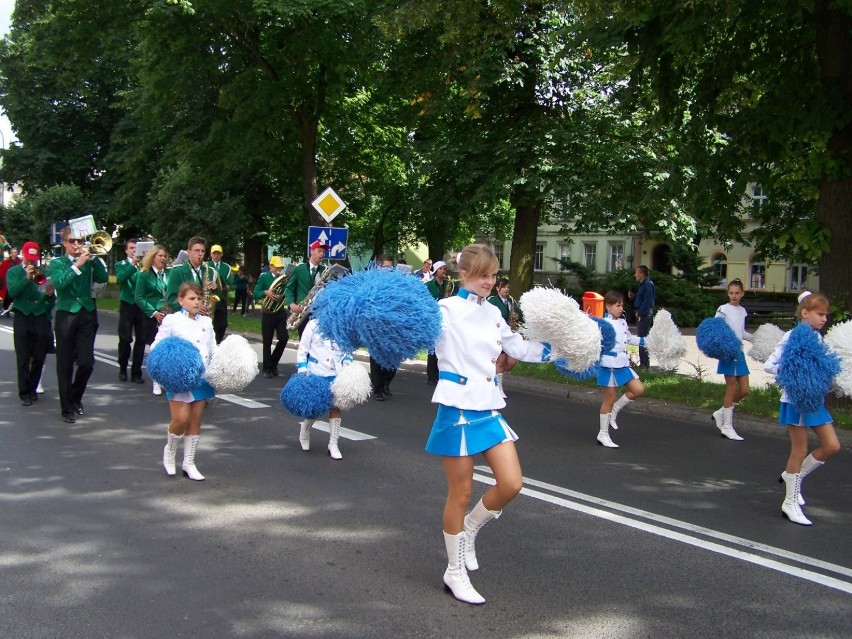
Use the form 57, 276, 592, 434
50, 226, 109, 423
115, 238, 145, 382
424, 260, 454, 384
285, 239, 327, 337
255, 256, 289, 377
166, 236, 212, 312
7, 241, 54, 406
207, 244, 233, 343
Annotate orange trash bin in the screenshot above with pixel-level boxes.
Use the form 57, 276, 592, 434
582, 291, 604, 317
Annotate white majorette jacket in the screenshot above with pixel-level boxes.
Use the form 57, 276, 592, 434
599, 315, 643, 369
432, 288, 550, 411
153, 309, 216, 368
715, 303, 753, 341
296, 318, 353, 377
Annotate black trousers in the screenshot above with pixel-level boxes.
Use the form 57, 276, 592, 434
118, 300, 146, 377
54, 308, 98, 415
233, 289, 248, 314
143, 315, 159, 346
426, 352, 439, 383
370, 357, 396, 393
13, 312, 50, 400
637, 313, 653, 368
213, 304, 228, 344
261, 309, 288, 372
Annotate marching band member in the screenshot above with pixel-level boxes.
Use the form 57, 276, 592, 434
49, 226, 109, 423
207, 244, 232, 343
285, 240, 327, 337
295, 317, 354, 460
135, 244, 170, 396
115, 238, 146, 383
254, 256, 289, 377
425, 244, 551, 605
487, 277, 522, 398
166, 236, 215, 312
154, 281, 217, 481
425, 260, 454, 386
369, 255, 398, 401
6, 241, 54, 406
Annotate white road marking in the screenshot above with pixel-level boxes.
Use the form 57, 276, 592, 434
305, 420, 376, 441
474, 467, 852, 594
217, 394, 269, 408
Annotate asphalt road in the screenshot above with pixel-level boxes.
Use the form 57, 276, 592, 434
1, 311, 850, 638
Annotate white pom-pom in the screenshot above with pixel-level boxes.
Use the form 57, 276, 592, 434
749, 323, 785, 363
825, 319, 852, 398
519, 288, 601, 371
205, 335, 259, 394
645, 309, 686, 371
331, 362, 373, 411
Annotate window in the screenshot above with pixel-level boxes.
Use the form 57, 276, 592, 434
751, 184, 768, 208
609, 243, 624, 272
534, 243, 544, 271
583, 242, 597, 270
711, 253, 728, 286
493, 243, 504, 270
750, 257, 766, 290
790, 264, 808, 291
558, 243, 571, 271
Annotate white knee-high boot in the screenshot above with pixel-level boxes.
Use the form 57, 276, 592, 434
298, 419, 315, 451
719, 406, 744, 441
328, 417, 342, 460
443, 531, 485, 605
182, 434, 205, 481
597, 413, 618, 448
162, 430, 183, 476
783, 453, 824, 506
780, 471, 811, 525
464, 498, 502, 571
609, 394, 633, 430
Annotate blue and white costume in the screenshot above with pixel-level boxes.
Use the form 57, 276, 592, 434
715, 303, 752, 376
152, 309, 216, 402
296, 318, 353, 381
597, 314, 642, 387
425, 288, 550, 457
764, 327, 833, 427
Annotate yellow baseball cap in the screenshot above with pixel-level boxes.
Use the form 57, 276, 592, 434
210, 244, 223, 253
269, 256, 284, 268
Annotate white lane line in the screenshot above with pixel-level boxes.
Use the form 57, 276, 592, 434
473, 471, 852, 595
217, 394, 269, 409
305, 420, 376, 441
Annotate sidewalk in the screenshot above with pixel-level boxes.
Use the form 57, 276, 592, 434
667, 330, 775, 389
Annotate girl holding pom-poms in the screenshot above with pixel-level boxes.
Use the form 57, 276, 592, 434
425, 244, 552, 606
596, 291, 645, 448
764, 291, 841, 526
711, 278, 753, 441
152, 282, 217, 481
295, 317, 355, 460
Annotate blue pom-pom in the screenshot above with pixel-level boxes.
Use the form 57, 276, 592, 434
279, 374, 334, 419
312, 269, 442, 370
696, 317, 741, 362
147, 336, 204, 393
777, 324, 841, 413
592, 316, 616, 354
554, 357, 599, 381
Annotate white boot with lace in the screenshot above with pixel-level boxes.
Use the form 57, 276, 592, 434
182, 434, 205, 481
464, 498, 502, 572
609, 394, 633, 430
780, 471, 811, 525
162, 430, 183, 476
328, 418, 343, 460
442, 531, 485, 605
298, 419, 314, 451
596, 413, 619, 448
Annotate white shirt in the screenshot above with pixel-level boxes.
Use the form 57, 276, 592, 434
297, 318, 353, 377
152, 309, 216, 367
599, 315, 642, 369
432, 289, 548, 411
715, 303, 753, 342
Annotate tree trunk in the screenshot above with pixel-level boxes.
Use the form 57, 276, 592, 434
814, 0, 852, 314
508, 201, 542, 294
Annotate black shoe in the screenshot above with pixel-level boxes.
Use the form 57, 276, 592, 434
119, 371, 128, 382
271, 368, 280, 377
62, 412, 76, 424
74, 403, 84, 416
21, 397, 32, 406
373, 392, 384, 402
131, 375, 144, 384
383, 385, 392, 397
263, 370, 273, 378
30, 392, 38, 402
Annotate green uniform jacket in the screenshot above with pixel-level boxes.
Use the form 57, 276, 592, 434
426, 277, 454, 300
115, 258, 139, 304
165, 262, 204, 311
284, 262, 325, 306
135, 268, 168, 318
49, 255, 108, 313
253, 271, 275, 301
5, 264, 55, 316
206, 260, 233, 311
487, 295, 523, 325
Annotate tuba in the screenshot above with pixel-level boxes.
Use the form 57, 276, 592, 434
286, 264, 349, 330
84, 230, 113, 256
260, 269, 291, 314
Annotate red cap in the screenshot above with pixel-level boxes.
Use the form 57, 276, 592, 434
21, 241, 41, 262
310, 240, 329, 250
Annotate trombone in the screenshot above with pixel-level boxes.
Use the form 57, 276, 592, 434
84, 230, 113, 256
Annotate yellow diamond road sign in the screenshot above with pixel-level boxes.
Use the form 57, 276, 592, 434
312, 187, 346, 224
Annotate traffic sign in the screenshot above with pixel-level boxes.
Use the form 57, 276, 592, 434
311, 187, 346, 224
308, 226, 349, 261
50, 221, 69, 246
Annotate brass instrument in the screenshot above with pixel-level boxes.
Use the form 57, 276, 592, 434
84, 230, 113, 256
507, 295, 521, 331
286, 264, 349, 330
203, 263, 221, 312
260, 269, 291, 314
31, 266, 47, 286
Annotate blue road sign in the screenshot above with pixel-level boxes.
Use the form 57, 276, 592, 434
50, 221, 69, 246
307, 226, 349, 261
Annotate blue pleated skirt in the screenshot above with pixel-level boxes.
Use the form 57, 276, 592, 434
717, 350, 750, 376
167, 379, 216, 404
596, 366, 639, 388
425, 404, 518, 457
778, 402, 832, 428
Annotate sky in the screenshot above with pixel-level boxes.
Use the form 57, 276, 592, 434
0, 0, 15, 147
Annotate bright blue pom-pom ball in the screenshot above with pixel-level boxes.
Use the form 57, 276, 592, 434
312, 269, 441, 370
777, 323, 841, 413
147, 336, 204, 393
554, 357, 599, 381
279, 374, 334, 419
592, 316, 616, 354
696, 317, 741, 362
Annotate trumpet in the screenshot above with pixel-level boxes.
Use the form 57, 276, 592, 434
30, 266, 47, 286
84, 230, 113, 257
